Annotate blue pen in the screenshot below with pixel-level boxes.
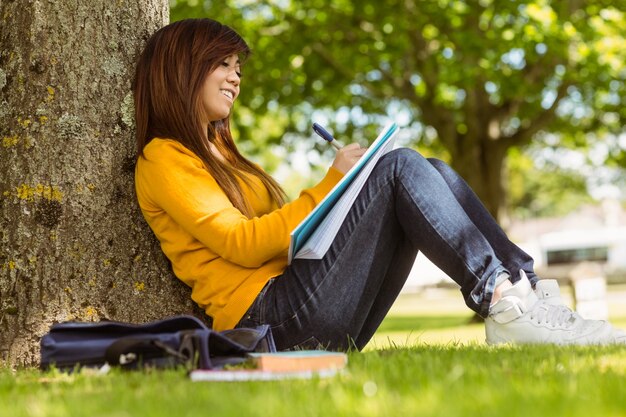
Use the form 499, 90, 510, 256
313, 123, 342, 150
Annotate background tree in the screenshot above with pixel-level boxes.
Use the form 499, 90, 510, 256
0, 1, 198, 367
172, 0, 626, 221
506, 147, 594, 219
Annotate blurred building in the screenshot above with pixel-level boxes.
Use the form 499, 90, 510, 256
403, 199, 626, 291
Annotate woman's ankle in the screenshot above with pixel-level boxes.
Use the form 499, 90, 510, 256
491, 273, 513, 305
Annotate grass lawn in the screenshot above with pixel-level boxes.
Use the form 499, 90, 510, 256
2, 286, 625, 417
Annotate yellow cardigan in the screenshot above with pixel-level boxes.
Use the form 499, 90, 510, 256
135, 138, 343, 331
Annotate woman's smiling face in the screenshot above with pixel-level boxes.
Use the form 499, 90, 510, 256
200, 54, 241, 123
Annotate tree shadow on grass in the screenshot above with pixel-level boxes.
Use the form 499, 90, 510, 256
377, 315, 475, 333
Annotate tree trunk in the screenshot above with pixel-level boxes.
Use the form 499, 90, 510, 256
449, 137, 508, 223
0, 0, 198, 368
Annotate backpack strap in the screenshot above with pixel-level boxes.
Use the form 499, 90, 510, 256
105, 336, 192, 369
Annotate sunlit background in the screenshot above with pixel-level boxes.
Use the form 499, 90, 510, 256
170, 0, 626, 291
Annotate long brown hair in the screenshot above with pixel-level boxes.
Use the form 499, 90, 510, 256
133, 18, 286, 217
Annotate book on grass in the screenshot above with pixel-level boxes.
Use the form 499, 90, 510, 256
288, 122, 399, 264
189, 350, 347, 382
248, 350, 347, 372
189, 368, 340, 382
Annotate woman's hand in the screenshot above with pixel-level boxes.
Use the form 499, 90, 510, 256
331, 143, 367, 174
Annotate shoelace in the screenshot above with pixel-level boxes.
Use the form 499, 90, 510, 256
529, 301, 577, 328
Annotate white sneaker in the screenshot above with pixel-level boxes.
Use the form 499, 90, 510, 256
533, 278, 563, 306
614, 328, 626, 343
485, 271, 624, 345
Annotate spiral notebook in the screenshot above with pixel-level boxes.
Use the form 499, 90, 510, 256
288, 122, 399, 264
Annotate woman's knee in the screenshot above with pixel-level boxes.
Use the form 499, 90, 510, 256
389, 147, 420, 160
383, 148, 428, 170
376, 149, 446, 188
426, 157, 446, 169
387, 150, 450, 172
427, 157, 454, 176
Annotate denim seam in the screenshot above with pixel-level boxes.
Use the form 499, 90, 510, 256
397, 177, 503, 315
258, 278, 275, 324
244, 278, 274, 324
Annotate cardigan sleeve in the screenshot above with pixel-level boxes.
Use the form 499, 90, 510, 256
136, 140, 343, 268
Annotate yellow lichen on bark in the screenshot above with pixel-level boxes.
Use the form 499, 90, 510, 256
46, 85, 55, 102
2, 135, 19, 147
84, 306, 97, 318
1, 260, 17, 271
15, 184, 63, 202
17, 117, 31, 128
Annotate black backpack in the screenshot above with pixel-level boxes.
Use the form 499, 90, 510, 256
40, 315, 275, 371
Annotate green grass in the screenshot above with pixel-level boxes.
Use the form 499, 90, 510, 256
2, 344, 625, 417
2, 287, 625, 417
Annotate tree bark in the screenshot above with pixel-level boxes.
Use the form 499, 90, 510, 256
0, 0, 198, 367
449, 137, 508, 223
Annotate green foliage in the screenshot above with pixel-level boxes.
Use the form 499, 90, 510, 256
170, 0, 626, 215
172, 0, 626, 139
506, 147, 594, 219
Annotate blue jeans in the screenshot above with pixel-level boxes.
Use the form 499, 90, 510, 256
236, 149, 537, 351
